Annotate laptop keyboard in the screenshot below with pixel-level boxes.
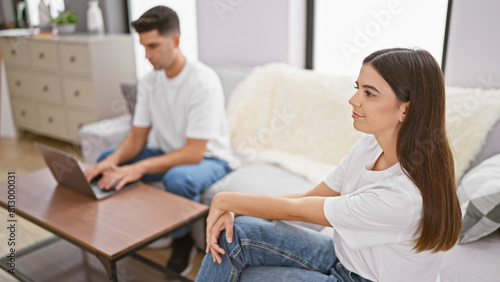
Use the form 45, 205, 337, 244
90, 175, 139, 195
90, 175, 117, 192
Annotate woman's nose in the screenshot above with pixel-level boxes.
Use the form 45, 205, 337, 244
349, 92, 360, 107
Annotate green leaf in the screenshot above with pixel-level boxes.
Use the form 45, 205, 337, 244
51, 11, 78, 24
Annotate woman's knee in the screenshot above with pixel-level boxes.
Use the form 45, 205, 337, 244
232, 216, 274, 240
234, 216, 268, 227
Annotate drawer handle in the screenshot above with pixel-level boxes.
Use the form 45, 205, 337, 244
20, 110, 26, 117
70, 56, 76, 62
43, 85, 49, 92
11, 49, 16, 56
47, 117, 53, 124
74, 90, 80, 97
15, 80, 21, 87
39, 52, 45, 59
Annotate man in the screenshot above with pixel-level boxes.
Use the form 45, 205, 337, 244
84, 6, 237, 275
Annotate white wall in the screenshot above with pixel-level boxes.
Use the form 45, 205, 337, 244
196, 0, 306, 68
314, 0, 448, 77
444, 0, 500, 89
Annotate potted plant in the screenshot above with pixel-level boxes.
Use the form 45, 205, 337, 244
51, 10, 78, 34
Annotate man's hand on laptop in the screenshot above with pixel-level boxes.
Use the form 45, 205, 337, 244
84, 159, 115, 183
98, 163, 145, 191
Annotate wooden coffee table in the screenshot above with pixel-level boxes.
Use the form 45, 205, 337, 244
0, 168, 209, 281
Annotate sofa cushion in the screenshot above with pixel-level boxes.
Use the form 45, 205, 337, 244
468, 118, 500, 170
458, 153, 500, 243
441, 230, 500, 281
120, 82, 138, 117
80, 114, 133, 164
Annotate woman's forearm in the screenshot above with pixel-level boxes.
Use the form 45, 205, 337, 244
282, 182, 340, 199
212, 192, 331, 226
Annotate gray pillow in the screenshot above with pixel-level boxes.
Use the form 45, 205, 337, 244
467, 118, 500, 170
458, 153, 500, 243
120, 82, 137, 117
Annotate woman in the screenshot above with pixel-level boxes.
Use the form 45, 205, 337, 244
196, 48, 462, 282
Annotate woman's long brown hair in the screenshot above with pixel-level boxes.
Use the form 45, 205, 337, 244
364, 48, 462, 252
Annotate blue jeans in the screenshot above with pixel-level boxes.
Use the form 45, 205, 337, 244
97, 147, 232, 237
196, 216, 371, 282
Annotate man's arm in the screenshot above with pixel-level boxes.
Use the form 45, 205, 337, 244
84, 126, 150, 181
97, 137, 208, 190
136, 138, 208, 174
106, 126, 151, 164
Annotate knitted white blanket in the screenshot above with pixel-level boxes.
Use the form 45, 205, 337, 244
227, 63, 500, 184
446, 87, 500, 180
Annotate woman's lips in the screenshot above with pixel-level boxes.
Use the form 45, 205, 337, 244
352, 111, 364, 118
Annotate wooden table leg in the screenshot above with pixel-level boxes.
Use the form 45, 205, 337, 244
96, 254, 118, 282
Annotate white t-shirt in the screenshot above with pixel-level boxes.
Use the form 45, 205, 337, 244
323, 134, 443, 282
133, 59, 238, 168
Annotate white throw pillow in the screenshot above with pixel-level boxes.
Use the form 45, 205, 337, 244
458, 153, 500, 243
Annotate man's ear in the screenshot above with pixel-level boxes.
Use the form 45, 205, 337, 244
172, 33, 180, 48
399, 102, 409, 123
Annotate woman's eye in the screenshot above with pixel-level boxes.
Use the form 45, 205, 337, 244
354, 85, 359, 90
365, 90, 375, 97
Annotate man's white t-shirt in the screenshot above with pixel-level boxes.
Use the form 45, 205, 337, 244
323, 134, 443, 282
133, 59, 238, 168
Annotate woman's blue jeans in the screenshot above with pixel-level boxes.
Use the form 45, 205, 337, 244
196, 216, 371, 282
97, 147, 232, 238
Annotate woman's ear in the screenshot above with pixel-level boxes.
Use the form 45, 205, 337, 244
399, 102, 409, 123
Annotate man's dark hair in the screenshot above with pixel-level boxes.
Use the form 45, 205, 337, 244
131, 6, 180, 35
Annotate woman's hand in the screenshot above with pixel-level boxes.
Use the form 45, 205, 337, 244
206, 211, 235, 264
206, 193, 235, 263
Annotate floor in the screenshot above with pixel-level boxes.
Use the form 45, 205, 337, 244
0, 132, 205, 281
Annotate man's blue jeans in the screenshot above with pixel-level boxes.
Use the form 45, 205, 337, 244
196, 216, 371, 282
97, 147, 232, 238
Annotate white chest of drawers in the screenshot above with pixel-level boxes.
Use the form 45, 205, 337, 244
0, 35, 136, 144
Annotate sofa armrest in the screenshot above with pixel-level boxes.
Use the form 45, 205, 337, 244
80, 114, 132, 164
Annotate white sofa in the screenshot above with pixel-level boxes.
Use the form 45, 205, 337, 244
80, 63, 500, 281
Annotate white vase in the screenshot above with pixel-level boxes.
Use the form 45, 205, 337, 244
87, 0, 104, 34
38, 0, 51, 31
54, 23, 77, 34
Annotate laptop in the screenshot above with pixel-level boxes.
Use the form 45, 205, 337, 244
35, 142, 140, 200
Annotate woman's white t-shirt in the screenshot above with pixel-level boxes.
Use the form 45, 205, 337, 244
323, 134, 443, 282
